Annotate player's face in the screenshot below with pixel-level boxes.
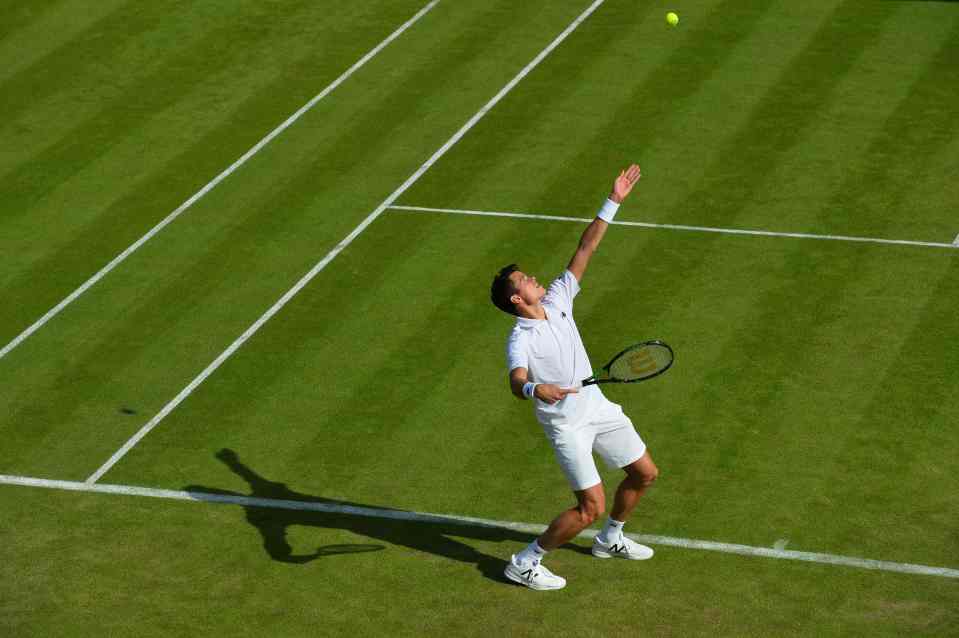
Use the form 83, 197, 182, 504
508, 270, 545, 306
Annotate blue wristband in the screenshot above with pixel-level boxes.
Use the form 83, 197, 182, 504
522, 382, 538, 399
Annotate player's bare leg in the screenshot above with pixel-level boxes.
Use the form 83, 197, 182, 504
611, 451, 659, 521
505, 484, 605, 590
592, 452, 658, 560
538, 483, 606, 550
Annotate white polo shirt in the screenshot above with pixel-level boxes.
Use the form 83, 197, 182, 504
506, 270, 603, 428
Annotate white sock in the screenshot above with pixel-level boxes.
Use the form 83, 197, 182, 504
599, 518, 625, 543
516, 540, 547, 564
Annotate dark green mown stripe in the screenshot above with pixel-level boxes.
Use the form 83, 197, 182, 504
113, 215, 521, 489
800, 257, 959, 564
581, 0, 899, 347
0, 1, 393, 342
671, 0, 899, 228
400, 0, 658, 210
0, 0, 185, 127
525, 0, 782, 216
823, 18, 959, 237
0, 0, 65, 41
0, 0, 327, 222
0, 1, 578, 477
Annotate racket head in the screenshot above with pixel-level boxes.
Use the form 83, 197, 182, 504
604, 340, 674, 382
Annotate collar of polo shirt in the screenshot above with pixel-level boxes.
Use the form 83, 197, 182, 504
516, 312, 551, 328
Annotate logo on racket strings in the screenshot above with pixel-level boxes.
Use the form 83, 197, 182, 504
628, 350, 658, 375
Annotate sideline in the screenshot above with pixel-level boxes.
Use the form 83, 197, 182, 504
3, 472, 957, 580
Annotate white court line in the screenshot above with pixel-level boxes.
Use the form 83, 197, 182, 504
0, 0, 440, 363
3, 473, 958, 579
388, 205, 959, 250
953, 232, 959, 246
85, 0, 610, 484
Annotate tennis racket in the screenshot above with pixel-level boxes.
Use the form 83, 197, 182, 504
579, 340, 674, 387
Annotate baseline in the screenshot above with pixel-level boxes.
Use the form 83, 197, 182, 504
388, 205, 959, 251
0, 0, 440, 362
84, 0, 611, 484
2, 473, 957, 580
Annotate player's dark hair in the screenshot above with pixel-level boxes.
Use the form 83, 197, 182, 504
490, 264, 520, 316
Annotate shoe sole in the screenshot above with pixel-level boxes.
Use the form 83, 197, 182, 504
591, 547, 654, 560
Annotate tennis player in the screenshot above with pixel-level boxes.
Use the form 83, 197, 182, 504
489, 164, 658, 591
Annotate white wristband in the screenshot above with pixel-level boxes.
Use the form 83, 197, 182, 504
522, 382, 538, 399
596, 198, 620, 223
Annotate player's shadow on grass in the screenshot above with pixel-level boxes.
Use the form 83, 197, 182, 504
184, 449, 588, 584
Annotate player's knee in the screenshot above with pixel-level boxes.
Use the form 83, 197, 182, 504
641, 467, 659, 487
578, 497, 605, 526
632, 466, 658, 488
579, 508, 600, 527
643, 467, 659, 486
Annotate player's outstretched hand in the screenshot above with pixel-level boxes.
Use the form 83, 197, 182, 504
610, 164, 641, 203
534, 384, 579, 405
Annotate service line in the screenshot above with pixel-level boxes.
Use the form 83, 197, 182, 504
0, 0, 440, 362
85, 0, 611, 484
2, 473, 957, 580
388, 205, 959, 250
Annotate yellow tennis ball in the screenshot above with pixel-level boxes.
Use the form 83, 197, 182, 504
666, 12, 679, 26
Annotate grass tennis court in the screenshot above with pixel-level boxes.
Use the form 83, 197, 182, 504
2, 0, 958, 635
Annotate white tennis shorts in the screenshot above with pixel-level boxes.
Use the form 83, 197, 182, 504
544, 397, 646, 491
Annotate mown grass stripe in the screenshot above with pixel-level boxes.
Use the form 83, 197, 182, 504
83, 0, 611, 484
0, 0, 63, 42
525, 0, 782, 216
2, 473, 957, 579
388, 205, 959, 250
0, 0, 440, 364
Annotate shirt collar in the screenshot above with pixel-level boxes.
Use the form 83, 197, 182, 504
515, 308, 550, 329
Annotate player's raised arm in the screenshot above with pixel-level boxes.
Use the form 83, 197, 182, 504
566, 164, 641, 282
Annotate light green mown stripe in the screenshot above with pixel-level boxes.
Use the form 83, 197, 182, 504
721, 3, 959, 240
10, 1, 609, 483
0, 0, 533, 479
823, 17, 959, 239
0, 1, 436, 357
0, 0, 214, 163
0, 0, 63, 41
767, 25, 959, 559
401, 0, 661, 210
571, 0, 901, 419
807, 257, 959, 564
0, 0, 378, 245
523, 0, 783, 217
665, 17, 959, 553
0, 1, 444, 473
279, 221, 523, 487
0, 0, 129, 82
0, 0, 326, 217
662, 0, 898, 230
899, 135, 959, 244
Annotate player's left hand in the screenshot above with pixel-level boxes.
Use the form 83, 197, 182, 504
610, 164, 641, 203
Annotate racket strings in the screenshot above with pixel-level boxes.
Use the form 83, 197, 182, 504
609, 344, 672, 381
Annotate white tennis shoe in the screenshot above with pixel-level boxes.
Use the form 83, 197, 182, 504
591, 535, 654, 560
504, 556, 567, 591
